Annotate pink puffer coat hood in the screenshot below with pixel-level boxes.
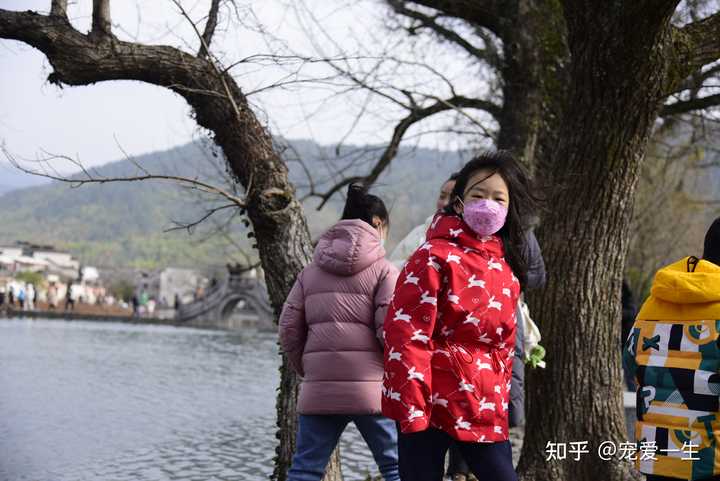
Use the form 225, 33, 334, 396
314, 219, 385, 276
279, 219, 399, 415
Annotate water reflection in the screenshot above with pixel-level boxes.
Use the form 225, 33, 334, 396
0, 320, 376, 481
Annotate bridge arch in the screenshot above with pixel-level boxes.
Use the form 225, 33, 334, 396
175, 267, 273, 328
218, 292, 273, 322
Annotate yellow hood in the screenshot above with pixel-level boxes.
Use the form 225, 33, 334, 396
637, 257, 720, 321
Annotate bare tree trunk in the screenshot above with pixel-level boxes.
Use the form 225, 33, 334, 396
517, 4, 681, 480
495, 0, 568, 170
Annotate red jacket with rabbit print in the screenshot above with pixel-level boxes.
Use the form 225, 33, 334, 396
382, 214, 520, 443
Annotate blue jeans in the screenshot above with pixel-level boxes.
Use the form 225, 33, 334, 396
288, 414, 400, 481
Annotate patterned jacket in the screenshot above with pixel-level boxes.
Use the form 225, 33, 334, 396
624, 257, 720, 480
382, 214, 520, 442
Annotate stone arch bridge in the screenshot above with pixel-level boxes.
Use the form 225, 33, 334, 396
176, 268, 273, 329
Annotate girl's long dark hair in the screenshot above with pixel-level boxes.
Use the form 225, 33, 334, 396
341, 183, 389, 227
444, 150, 540, 288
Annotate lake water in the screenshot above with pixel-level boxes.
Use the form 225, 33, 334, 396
0, 319, 377, 481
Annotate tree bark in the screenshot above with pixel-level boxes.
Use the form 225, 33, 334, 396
91, 0, 111, 38
518, 4, 681, 480
0, 7, 343, 481
50, 0, 67, 18
495, 0, 568, 171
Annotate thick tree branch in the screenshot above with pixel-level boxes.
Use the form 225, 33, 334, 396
0, 9, 222, 108
315, 95, 499, 208
51, 0, 67, 18
676, 11, 720, 77
0, 7, 247, 179
91, 0, 112, 38
400, 0, 504, 37
661, 92, 720, 116
199, 0, 221, 58
671, 63, 720, 95
388, 0, 500, 66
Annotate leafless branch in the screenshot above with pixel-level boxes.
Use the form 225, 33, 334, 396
399, 0, 504, 37
50, 0, 67, 18
419, 93, 500, 127
2, 145, 247, 208
199, 0, 221, 58
676, 11, 720, 77
222, 53, 388, 74
661, 92, 720, 116
387, 0, 500, 67
166, 83, 229, 98
165, 203, 237, 233
313, 94, 498, 208
323, 57, 412, 111
671, 63, 720, 94
696, 159, 720, 168
688, 197, 720, 205
244, 74, 344, 97
91, 0, 112, 39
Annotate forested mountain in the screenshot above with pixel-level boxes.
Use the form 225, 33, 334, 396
0, 139, 466, 268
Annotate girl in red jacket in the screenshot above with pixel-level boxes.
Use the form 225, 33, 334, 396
382, 151, 538, 481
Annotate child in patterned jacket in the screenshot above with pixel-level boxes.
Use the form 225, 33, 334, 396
624, 217, 720, 481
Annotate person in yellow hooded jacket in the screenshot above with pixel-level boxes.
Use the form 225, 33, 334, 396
624, 217, 720, 481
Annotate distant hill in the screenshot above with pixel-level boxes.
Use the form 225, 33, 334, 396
0, 139, 466, 269
0, 162, 49, 194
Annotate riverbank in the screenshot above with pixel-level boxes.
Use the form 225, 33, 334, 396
1, 306, 173, 325
0, 306, 272, 331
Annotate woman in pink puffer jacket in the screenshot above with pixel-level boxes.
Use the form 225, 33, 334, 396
279, 184, 400, 481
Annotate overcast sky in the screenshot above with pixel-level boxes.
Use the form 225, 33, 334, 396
0, 0, 483, 174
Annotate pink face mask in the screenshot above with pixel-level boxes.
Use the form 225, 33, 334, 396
461, 199, 508, 237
